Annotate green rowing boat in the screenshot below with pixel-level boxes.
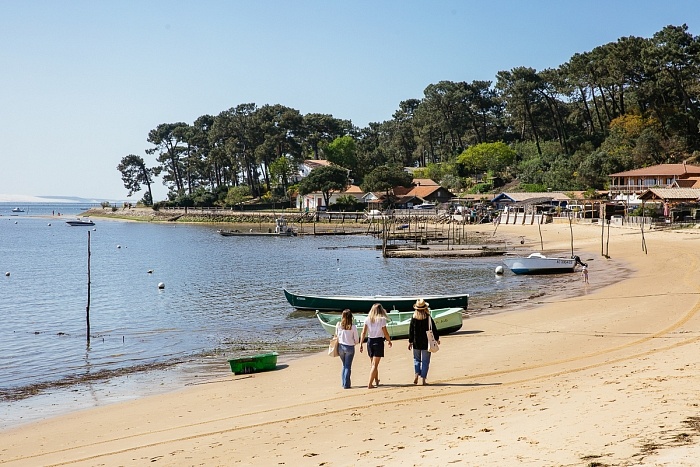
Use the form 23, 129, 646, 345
228, 352, 278, 375
316, 307, 464, 340
284, 289, 469, 313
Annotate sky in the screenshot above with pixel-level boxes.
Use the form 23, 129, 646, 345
1, 1, 699, 203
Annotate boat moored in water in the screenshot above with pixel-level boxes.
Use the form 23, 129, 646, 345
66, 219, 95, 226
218, 217, 296, 237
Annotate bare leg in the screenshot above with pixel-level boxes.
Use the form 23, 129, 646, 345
368, 356, 381, 388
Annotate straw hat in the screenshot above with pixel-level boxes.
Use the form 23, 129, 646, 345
413, 298, 430, 311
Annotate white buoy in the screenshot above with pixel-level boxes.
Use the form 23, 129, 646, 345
495, 265, 504, 275
14, 221, 17, 224
5, 272, 10, 277
48, 223, 51, 226
158, 282, 165, 289
117, 245, 121, 249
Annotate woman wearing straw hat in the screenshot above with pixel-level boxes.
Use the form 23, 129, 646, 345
359, 303, 392, 389
408, 298, 440, 385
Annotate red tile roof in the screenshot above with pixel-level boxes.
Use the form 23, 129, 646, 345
609, 163, 700, 177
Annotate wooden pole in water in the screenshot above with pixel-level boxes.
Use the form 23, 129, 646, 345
86, 230, 91, 344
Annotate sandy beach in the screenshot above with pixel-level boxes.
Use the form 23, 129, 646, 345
4, 221, 700, 466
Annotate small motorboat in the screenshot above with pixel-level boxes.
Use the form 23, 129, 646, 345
502, 252, 580, 274
66, 219, 95, 226
11, 207, 24, 213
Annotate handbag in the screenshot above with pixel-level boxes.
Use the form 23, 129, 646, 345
427, 318, 439, 353
328, 335, 339, 357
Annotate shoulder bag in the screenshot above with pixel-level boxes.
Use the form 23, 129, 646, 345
427, 318, 439, 353
329, 326, 339, 357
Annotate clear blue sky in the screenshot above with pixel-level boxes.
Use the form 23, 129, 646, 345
1, 0, 698, 202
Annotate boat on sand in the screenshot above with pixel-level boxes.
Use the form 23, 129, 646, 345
284, 289, 469, 312
316, 307, 464, 339
227, 352, 278, 375
502, 252, 585, 274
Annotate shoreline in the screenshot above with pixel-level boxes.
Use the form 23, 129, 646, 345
7, 221, 698, 465
0, 218, 628, 430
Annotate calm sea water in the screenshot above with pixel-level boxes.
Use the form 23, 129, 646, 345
0, 203, 584, 408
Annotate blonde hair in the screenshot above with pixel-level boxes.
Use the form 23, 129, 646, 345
413, 308, 429, 320
340, 309, 353, 330
368, 303, 387, 323
413, 298, 430, 319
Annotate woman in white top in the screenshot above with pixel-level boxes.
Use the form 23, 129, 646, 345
335, 309, 360, 389
359, 303, 392, 389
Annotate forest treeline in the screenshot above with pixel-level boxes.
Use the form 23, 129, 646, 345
118, 24, 700, 207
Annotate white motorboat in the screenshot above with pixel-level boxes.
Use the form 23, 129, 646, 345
66, 219, 95, 226
502, 252, 578, 274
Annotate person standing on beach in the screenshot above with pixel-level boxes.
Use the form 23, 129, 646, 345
335, 309, 359, 389
408, 298, 440, 385
359, 303, 392, 389
581, 265, 589, 284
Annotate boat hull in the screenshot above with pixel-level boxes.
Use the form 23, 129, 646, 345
66, 220, 95, 226
227, 352, 278, 375
316, 308, 464, 340
502, 256, 575, 274
218, 229, 296, 237
284, 289, 469, 312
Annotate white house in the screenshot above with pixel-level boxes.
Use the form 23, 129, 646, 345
297, 184, 365, 211
293, 159, 334, 183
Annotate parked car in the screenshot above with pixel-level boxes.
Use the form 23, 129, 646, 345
365, 209, 385, 219
412, 203, 436, 210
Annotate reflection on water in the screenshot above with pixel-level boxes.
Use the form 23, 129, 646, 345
0, 209, 619, 401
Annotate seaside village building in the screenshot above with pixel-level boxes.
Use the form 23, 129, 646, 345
294, 159, 453, 211
293, 159, 700, 223
608, 163, 700, 222
608, 163, 700, 205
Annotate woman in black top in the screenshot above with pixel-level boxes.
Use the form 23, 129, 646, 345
408, 298, 440, 385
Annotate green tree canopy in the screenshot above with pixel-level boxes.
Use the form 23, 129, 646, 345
457, 142, 516, 175
116, 154, 159, 206
297, 165, 349, 208
324, 135, 357, 174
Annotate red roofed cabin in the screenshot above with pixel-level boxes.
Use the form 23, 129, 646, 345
609, 163, 700, 205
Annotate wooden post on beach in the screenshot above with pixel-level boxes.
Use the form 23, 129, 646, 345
568, 211, 574, 257
601, 203, 606, 257
86, 231, 91, 345
641, 201, 648, 254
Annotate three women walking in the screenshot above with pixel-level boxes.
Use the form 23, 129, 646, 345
335, 309, 359, 389
359, 303, 392, 388
408, 298, 440, 385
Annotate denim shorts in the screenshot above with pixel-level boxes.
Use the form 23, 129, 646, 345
367, 337, 385, 358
